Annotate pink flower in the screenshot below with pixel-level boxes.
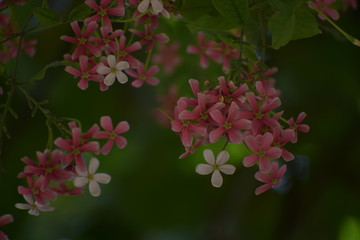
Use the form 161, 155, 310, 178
90, 26, 123, 55
18, 150, 73, 187
187, 32, 218, 68
60, 21, 100, 60
209, 102, 251, 144
50, 182, 84, 196
129, 24, 169, 51
272, 128, 295, 161
18, 176, 57, 206
152, 42, 181, 74
243, 132, 282, 172
15, 194, 54, 216
0, 214, 13, 240
255, 162, 287, 195
85, 0, 125, 31
74, 158, 111, 197
195, 149, 236, 188
109, 35, 142, 68
171, 98, 207, 147
54, 127, 100, 173
93, 116, 129, 155
96, 55, 129, 86
288, 112, 310, 143
65, 55, 104, 90
179, 138, 202, 159
309, 0, 340, 20
125, 64, 160, 87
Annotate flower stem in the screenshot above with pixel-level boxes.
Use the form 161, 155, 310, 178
158, 108, 174, 121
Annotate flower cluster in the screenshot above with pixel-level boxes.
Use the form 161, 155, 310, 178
308, 0, 358, 20
16, 116, 129, 215
187, 32, 239, 71
0, 214, 13, 240
61, 0, 176, 90
171, 63, 309, 194
0, 1, 37, 63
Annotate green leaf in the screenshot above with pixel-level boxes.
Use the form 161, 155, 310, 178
31, 60, 67, 81
212, 0, 249, 26
68, 3, 93, 21
188, 14, 238, 31
269, 13, 296, 49
269, 0, 320, 49
291, 4, 321, 40
180, 0, 216, 21
33, 7, 61, 26
242, 45, 259, 62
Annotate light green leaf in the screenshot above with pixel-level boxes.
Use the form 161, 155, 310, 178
212, 0, 249, 26
269, 13, 296, 49
291, 3, 321, 40
68, 3, 93, 21
33, 7, 61, 26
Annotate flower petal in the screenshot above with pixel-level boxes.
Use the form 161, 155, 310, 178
94, 173, 111, 184
219, 164, 236, 175
203, 149, 215, 165
216, 150, 230, 165
211, 170, 223, 188
89, 158, 99, 174
195, 164, 213, 175
74, 177, 89, 187
116, 71, 128, 84
89, 180, 101, 197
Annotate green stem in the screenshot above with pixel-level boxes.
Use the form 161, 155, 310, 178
311, 6, 360, 46
158, 108, 174, 121
144, 48, 153, 69
222, 139, 229, 151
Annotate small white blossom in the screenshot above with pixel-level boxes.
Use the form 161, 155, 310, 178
138, 0, 164, 14
195, 149, 236, 188
97, 55, 129, 86
15, 194, 54, 216
74, 158, 111, 197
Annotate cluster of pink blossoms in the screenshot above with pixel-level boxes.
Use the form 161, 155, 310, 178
0, 1, 36, 63
15, 116, 129, 215
171, 66, 309, 194
187, 32, 239, 71
62, 0, 175, 90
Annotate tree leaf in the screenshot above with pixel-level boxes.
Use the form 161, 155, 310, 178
33, 7, 61, 26
291, 3, 321, 40
269, 13, 296, 49
180, 0, 216, 21
68, 3, 93, 21
188, 14, 238, 31
212, 0, 249, 26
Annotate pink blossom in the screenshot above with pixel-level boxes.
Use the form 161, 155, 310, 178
309, 0, 340, 20
125, 64, 160, 87
288, 112, 310, 143
93, 116, 129, 155
179, 138, 202, 159
54, 127, 100, 173
109, 35, 142, 68
50, 182, 84, 196
187, 32, 218, 68
137, 0, 164, 14
18, 176, 57, 206
60, 21, 100, 60
243, 132, 282, 172
85, 0, 125, 31
96, 55, 129, 86
152, 42, 181, 74
130, 24, 169, 51
0, 214, 13, 239
255, 162, 287, 195
272, 128, 295, 161
209, 102, 251, 144
90, 26, 123, 55
65, 55, 104, 90
18, 150, 73, 187
171, 98, 207, 147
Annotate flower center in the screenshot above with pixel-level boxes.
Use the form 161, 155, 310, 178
258, 150, 266, 157
78, 37, 87, 44
110, 67, 118, 73
200, 113, 208, 120
99, 8, 107, 16
182, 120, 190, 127
224, 121, 232, 129
255, 112, 263, 119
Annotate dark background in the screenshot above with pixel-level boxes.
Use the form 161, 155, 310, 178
0, 1, 360, 239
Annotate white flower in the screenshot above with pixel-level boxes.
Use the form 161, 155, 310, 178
195, 149, 236, 188
97, 55, 129, 86
15, 194, 54, 216
138, 0, 163, 14
74, 158, 111, 197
